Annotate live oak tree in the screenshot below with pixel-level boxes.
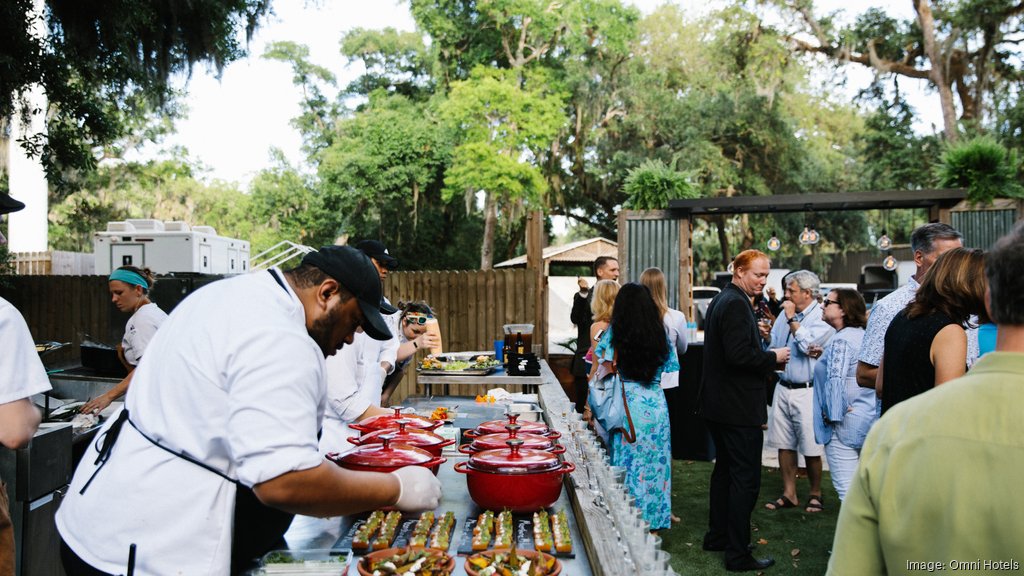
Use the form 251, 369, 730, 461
757, 0, 1024, 141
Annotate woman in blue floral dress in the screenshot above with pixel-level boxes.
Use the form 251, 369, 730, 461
592, 283, 679, 532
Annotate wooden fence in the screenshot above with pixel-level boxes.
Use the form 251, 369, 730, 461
1, 268, 541, 402
13, 251, 95, 275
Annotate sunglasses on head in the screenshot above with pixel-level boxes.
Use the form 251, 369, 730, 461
404, 314, 433, 325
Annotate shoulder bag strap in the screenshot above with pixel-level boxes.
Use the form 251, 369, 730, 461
612, 349, 637, 444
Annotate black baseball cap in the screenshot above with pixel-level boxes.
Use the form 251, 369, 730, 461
301, 246, 396, 340
0, 193, 26, 215
355, 239, 399, 270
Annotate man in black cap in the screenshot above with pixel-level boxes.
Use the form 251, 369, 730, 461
319, 240, 402, 452
57, 245, 442, 576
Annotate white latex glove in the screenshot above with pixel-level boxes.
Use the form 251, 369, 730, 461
391, 466, 442, 511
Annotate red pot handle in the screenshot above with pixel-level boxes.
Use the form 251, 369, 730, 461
559, 462, 576, 475
346, 436, 362, 445
421, 456, 447, 469
545, 430, 562, 440
463, 429, 482, 439
457, 443, 477, 455
437, 438, 456, 448
453, 461, 476, 475
549, 445, 566, 455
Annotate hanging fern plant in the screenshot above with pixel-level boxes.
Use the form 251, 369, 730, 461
623, 159, 700, 210
937, 136, 1024, 204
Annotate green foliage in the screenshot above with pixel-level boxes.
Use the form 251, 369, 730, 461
339, 27, 433, 100
48, 152, 253, 252
938, 136, 1024, 203
263, 41, 338, 155
2, 0, 272, 190
623, 159, 698, 209
857, 96, 940, 191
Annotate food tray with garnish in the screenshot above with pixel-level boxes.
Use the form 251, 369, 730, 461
455, 509, 575, 558
334, 510, 457, 556
418, 354, 501, 376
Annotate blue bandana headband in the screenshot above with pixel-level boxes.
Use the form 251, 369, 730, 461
109, 269, 149, 289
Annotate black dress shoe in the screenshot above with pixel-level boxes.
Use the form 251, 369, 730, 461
725, 555, 775, 572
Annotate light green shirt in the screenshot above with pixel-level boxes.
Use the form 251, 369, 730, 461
828, 352, 1024, 575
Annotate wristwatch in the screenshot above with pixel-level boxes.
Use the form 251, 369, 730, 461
787, 316, 798, 324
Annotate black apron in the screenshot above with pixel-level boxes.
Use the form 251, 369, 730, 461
80, 270, 298, 575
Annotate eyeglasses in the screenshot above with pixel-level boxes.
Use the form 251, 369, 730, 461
404, 314, 433, 325
823, 298, 839, 307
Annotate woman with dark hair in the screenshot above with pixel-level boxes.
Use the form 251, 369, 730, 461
879, 247, 988, 413
82, 266, 167, 415
380, 301, 440, 405
590, 283, 678, 532
812, 288, 871, 500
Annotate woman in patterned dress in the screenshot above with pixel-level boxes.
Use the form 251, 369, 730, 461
591, 282, 679, 532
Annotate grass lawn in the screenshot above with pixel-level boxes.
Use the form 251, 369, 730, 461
661, 460, 841, 574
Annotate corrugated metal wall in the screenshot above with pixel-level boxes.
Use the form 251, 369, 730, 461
625, 217, 681, 308
952, 209, 1018, 249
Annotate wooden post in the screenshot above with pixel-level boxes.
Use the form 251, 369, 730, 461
526, 210, 546, 356
616, 211, 628, 282
678, 216, 694, 322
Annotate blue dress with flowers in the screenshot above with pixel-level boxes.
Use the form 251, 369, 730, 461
594, 328, 678, 531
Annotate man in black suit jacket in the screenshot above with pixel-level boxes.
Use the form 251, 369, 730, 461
699, 250, 790, 572
570, 256, 619, 412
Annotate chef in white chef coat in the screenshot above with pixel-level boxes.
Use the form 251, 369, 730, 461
1, 195, 50, 576
56, 246, 442, 576
1, 296, 52, 576
319, 240, 402, 455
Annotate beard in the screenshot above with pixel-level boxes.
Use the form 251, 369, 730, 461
308, 303, 344, 357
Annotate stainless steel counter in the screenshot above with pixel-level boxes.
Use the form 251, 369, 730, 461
416, 366, 545, 396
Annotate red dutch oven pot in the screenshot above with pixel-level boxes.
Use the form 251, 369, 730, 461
327, 434, 447, 475
458, 424, 565, 455
465, 413, 559, 439
454, 439, 575, 512
349, 419, 455, 458
349, 406, 443, 434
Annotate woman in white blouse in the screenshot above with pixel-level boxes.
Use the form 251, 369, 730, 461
812, 288, 872, 500
82, 266, 167, 414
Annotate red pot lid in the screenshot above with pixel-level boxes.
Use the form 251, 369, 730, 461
475, 413, 550, 436
353, 419, 448, 450
332, 435, 436, 468
467, 439, 561, 474
467, 425, 556, 452
353, 406, 441, 432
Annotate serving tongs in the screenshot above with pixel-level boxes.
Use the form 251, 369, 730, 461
35, 341, 71, 357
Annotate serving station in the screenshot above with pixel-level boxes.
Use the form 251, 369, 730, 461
269, 361, 659, 575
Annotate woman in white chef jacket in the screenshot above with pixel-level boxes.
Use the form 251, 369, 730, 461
81, 266, 168, 415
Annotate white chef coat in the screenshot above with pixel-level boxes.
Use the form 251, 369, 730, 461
121, 302, 168, 366
56, 269, 327, 575
0, 297, 51, 405
319, 307, 400, 456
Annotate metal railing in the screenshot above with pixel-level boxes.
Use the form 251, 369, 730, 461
249, 241, 314, 271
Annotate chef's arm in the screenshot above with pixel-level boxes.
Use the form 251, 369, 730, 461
357, 404, 391, 422
82, 370, 134, 415
254, 463, 402, 517
0, 398, 42, 449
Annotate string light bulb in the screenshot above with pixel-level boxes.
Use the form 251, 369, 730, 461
767, 232, 781, 252
799, 225, 820, 246
882, 253, 898, 271
877, 230, 892, 251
